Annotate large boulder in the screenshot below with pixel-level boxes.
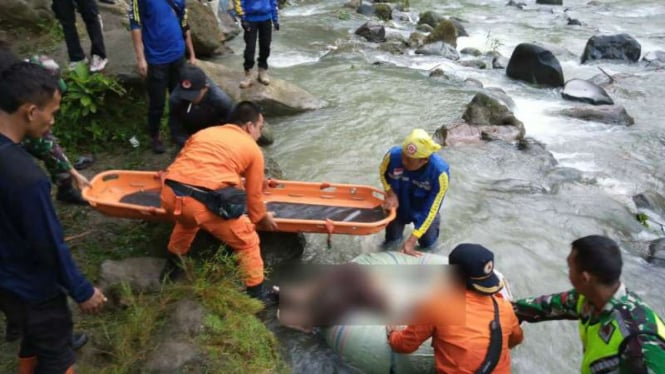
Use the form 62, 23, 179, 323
449, 18, 469, 37
633, 191, 665, 218
415, 42, 460, 60
218, 10, 242, 41
506, 43, 564, 87
461, 93, 526, 141
580, 34, 641, 63
197, 60, 325, 116
188, 1, 225, 57
562, 79, 614, 105
355, 22, 386, 43
0, 0, 52, 28
557, 105, 635, 126
425, 19, 458, 47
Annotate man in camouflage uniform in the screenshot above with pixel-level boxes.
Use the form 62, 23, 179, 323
513, 235, 665, 374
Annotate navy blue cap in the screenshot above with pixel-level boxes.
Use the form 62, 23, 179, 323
449, 243, 503, 295
177, 64, 208, 101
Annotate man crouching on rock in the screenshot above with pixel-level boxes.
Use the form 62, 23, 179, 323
160, 101, 278, 304
0, 62, 107, 373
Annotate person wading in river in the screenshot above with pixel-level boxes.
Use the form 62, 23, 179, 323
379, 129, 450, 256
513, 235, 665, 374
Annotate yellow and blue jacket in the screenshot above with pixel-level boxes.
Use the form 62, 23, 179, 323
379, 146, 450, 238
233, 0, 278, 23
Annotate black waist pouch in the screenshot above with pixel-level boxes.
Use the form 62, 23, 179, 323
166, 179, 247, 219
205, 187, 247, 219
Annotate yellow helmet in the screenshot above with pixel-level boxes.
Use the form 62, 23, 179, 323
401, 129, 441, 159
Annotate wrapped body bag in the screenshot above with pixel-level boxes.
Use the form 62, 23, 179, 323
165, 179, 247, 219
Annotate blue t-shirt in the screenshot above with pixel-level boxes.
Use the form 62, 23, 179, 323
128, 0, 186, 64
0, 135, 93, 304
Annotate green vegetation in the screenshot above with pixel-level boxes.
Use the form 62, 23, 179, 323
485, 30, 503, 55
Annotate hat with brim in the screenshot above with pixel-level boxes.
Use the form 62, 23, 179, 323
449, 243, 503, 295
177, 65, 208, 102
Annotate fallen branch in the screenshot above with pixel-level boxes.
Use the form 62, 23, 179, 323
597, 67, 615, 84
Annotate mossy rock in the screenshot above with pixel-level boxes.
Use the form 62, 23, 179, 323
418, 11, 444, 28
425, 19, 458, 47
374, 3, 393, 21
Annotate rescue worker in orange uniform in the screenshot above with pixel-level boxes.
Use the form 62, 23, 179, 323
387, 244, 523, 373
159, 101, 278, 301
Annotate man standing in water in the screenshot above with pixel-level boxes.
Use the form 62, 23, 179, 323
379, 129, 450, 256
0, 62, 106, 373
513, 235, 665, 373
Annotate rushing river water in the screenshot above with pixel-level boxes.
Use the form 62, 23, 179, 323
218, 0, 665, 372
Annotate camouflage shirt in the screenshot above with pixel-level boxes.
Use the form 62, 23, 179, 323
21, 131, 72, 181
513, 284, 665, 374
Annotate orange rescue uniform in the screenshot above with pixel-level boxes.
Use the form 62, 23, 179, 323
160, 125, 267, 287
389, 289, 524, 374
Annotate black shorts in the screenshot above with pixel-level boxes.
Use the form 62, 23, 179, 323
0, 290, 74, 373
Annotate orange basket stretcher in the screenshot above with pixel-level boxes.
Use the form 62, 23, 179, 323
82, 170, 396, 235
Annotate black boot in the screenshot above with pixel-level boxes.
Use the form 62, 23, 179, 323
160, 252, 185, 283
56, 178, 88, 205
72, 332, 89, 350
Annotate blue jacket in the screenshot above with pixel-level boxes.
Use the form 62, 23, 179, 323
128, 0, 187, 64
379, 146, 450, 238
233, 0, 278, 23
0, 135, 93, 304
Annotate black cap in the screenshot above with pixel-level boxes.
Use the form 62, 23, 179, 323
177, 65, 208, 101
449, 243, 503, 295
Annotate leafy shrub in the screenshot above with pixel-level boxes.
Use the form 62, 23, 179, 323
54, 64, 143, 151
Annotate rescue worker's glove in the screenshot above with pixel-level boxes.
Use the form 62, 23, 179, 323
241, 19, 252, 32
273, 21, 280, 31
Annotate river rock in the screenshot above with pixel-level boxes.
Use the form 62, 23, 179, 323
434, 123, 483, 146
643, 51, 665, 63
486, 179, 549, 194
415, 42, 460, 60
461, 48, 483, 57
459, 59, 488, 69
197, 60, 325, 116
357, 4, 376, 17
378, 41, 408, 55
344, 0, 362, 9
557, 104, 635, 126
581, 34, 641, 63
506, 43, 564, 87
391, 10, 413, 22
449, 18, 469, 37
355, 21, 386, 43
426, 19, 458, 47
506, 0, 527, 10
567, 17, 582, 26
99, 257, 165, 293
0, 0, 52, 28
171, 299, 206, 337
464, 78, 484, 88
257, 121, 274, 146
259, 232, 306, 266
416, 24, 434, 33
492, 55, 509, 69
485, 87, 516, 109
518, 137, 558, 168
647, 238, 665, 267
417, 11, 444, 28
562, 79, 614, 105
188, 0, 225, 57
633, 191, 665, 218
536, 0, 562, 5
374, 3, 392, 21
146, 341, 200, 373
429, 69, 449, 79
407, 32, 427, 48
462, 93, 526, 141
